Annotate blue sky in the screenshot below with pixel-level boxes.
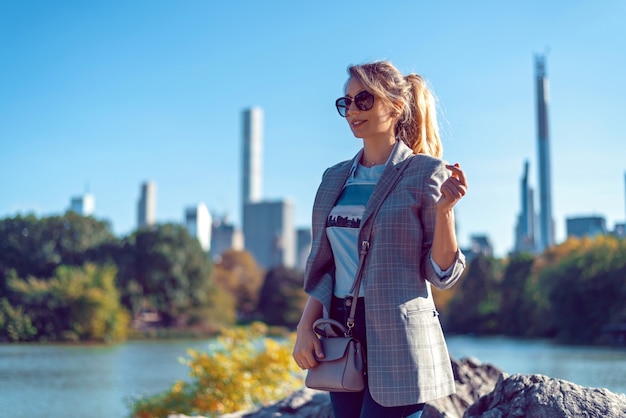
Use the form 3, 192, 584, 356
1, 1, 625, 257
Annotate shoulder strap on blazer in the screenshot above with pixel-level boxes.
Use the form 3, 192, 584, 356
345, 155, 415, 334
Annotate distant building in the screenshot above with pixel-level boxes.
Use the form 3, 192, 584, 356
69, 193, 95, 216
514, 160, 537, 254
210, 217, 243, 261
242, 107, 263, 207
137, 181, 156, 229
535, 54, 555, 252
296, 227, 312, 272
185, 203, 212, 252
613, 223, 625, 239
566, 216, 607, 239
243, 199, 295, 269
463, 234, 493, 264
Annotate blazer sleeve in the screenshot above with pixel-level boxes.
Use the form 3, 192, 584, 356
419, 159, 466, 290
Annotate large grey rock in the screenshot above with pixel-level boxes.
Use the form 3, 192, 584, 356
215, 357, 502, 418
423, 357, 504, 418
173, 357, 626, 418
463, 373, 626, 418
218, 387, 331, 418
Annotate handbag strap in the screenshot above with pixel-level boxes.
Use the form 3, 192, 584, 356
345, 156, 414, 335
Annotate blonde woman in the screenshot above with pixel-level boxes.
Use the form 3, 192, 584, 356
293, 61, 468, 418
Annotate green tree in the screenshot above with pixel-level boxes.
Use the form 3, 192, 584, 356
499, 253, 536, 337
256, 266, 307, 328
0, 213, 118, 299
542, 236, 626, 344
7, 264, 129, 342
0, 298, 37, 342
443, 255, 502, 335
116, 224, 234, 328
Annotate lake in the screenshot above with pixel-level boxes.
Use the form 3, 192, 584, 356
1, 336, 625, 418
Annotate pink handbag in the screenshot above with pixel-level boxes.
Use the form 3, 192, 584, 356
305, 318, 365, 392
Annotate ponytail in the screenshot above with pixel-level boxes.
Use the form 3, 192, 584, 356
347, 61, 443, 158
399, 74, 442, 158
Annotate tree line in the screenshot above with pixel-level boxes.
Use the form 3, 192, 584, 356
1, 213, 624, 345
0, 213, 307, 343
435, 236, 626, 345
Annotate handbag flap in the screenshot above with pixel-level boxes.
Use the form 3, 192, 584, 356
316, 337, 356, 362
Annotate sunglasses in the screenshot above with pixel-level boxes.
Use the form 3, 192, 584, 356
335, 90, 375, 117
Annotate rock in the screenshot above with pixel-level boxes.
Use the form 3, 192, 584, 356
423, 357, 505, 418
217, 357, 503, 418
463, 373, 626, 418
218, 387, 332, 417
175, 356, 626, 418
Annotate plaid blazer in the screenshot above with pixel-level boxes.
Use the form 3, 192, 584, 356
304, 140, 466, 406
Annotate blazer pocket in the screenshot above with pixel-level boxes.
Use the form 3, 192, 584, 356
402, 306, 441, 329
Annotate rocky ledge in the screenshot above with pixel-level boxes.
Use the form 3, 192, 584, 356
170, 357, 626, 418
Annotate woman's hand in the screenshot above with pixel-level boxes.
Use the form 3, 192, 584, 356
292, 325, 324, 370
438, 163, 468, 212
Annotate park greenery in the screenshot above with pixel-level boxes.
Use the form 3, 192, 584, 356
129, 322, 302, 418
1, 212, 625, 346
0, 213, 307, 343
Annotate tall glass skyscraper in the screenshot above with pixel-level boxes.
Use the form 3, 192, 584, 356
535, 55, 554, 252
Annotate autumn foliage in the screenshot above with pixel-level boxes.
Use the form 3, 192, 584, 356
129, 322, 303, 417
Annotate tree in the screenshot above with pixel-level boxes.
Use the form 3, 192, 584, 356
0, 213, 118, 300
0, 298, 37, 342
499, 253, 535, 337
129, 323, 302, 417
256, 266, 307, 327
442, 255, 502, 335
116, 224, 234, 328
7, 264, 129, 342
211, 250, 264, 320
542, 236, 626, 344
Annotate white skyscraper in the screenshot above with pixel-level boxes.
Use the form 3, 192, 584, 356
137, 181, 156, 229
69, 193, 95, 216
242, 107, 263, 207
185, 203, 212, 252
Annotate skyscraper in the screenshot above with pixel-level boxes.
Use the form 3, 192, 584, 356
242, 107, 263, 207
185, 203, 212, 252
69, 193, 95, 216
514, 160, 536, 253
535, 55, 554, 252
243, 199, 295, 268
137, 181, 156, 229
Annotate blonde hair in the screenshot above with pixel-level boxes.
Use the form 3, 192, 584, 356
347, 61, 442, 158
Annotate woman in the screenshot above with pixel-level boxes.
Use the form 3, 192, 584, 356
292, 60, 468, 418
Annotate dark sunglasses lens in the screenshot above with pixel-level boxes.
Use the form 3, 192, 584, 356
355, 91, 374, 111
335, 98, 350, 117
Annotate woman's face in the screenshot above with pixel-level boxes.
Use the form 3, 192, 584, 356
344, 77, 397, 141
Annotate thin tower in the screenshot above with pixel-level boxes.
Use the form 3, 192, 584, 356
138, 181, 156, 229
242, 107, 263, 207
535, 54, 554, 252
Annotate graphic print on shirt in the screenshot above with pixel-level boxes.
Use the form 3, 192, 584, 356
326, 183, 375, 229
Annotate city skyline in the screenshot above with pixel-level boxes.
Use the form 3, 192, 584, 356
1, 1, 625, 257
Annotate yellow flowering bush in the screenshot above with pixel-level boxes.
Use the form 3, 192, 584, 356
130, 322, 303, 418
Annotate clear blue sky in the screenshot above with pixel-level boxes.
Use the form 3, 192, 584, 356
1, 1, 625, 257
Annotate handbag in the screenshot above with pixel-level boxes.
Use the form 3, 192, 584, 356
305, 154, 414, 392
304, 317, 366, 392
